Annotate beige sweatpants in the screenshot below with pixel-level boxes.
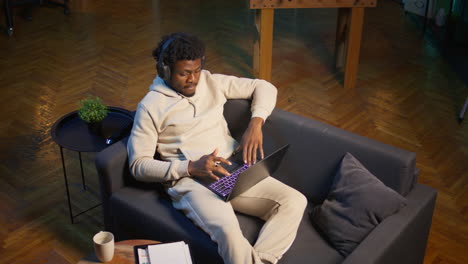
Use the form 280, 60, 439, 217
167, 176, 307, 264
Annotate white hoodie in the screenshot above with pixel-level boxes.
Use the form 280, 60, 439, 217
127, 70, 277, 185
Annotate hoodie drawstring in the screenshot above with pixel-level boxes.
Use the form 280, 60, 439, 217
186, 98, 196, 118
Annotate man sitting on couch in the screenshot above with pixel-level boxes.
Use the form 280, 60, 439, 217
127, 32, 307, 264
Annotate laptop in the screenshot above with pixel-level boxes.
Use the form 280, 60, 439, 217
204, 144, 289, 201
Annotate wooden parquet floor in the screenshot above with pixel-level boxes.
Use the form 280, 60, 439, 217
0, 0, 467, 263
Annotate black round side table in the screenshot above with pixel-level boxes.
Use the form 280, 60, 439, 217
51, 107, 134, 223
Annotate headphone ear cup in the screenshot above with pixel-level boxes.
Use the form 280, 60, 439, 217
156, 62, 164, 80
156, 61, 170, 81
162, 65, 171, 81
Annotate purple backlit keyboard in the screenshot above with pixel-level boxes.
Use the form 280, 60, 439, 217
208, 164, 249, 197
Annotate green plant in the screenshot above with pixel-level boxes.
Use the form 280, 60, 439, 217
78, 96, 109, 123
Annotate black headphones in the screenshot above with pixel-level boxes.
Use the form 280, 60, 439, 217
156, 36, 176, 81
156, 35, 205, 81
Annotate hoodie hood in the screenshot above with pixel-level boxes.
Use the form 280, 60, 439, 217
149, 76, 179, 97
149, 75, 199, 117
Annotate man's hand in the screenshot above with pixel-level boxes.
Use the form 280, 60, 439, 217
236, 117, 264, 166
188, 148, 231, 181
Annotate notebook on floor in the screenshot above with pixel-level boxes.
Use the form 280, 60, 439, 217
203, 144, 289, 201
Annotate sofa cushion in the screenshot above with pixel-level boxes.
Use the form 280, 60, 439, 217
281, 213, 344, 264
309, 152, 407, 257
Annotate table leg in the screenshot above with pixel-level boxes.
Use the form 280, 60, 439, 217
60, 146, 75, 224
253, 8, 274, 82
4, 0, 13, 36
59, 148, 102, 223
344, 7, 365, 89
78, 152, 87, 190
335, 8, 350, 69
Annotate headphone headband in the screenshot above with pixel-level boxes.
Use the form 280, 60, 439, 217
159, 37, 175, 62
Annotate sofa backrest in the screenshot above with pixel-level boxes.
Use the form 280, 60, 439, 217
223, 100, 417, 203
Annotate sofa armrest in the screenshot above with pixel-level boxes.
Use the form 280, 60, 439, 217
343, 184, 437, 264
96, 137, 130, 200
223, 99, 252, 141
95, 137, 131, 231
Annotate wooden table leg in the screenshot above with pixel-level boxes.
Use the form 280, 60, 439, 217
335, 8, 350, 69
344, 7, 365, 89
253, 8, 274, 81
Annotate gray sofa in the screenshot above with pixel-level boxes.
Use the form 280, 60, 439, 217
96, 99, 437, 264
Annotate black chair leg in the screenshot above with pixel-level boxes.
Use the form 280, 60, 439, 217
4, 0, 13, 36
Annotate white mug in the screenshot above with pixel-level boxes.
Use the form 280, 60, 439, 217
93, 231, 114, 262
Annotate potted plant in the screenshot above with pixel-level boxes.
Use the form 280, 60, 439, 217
78, 96, 109, 136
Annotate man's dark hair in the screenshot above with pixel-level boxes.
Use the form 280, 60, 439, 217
152, 32, 205, 69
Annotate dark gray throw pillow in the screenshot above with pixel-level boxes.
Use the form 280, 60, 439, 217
310, 152, 407, 257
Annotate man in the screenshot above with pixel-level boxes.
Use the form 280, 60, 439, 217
127, 32, 306, 264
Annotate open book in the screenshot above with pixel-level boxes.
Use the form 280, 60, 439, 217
135, 241, 192, 264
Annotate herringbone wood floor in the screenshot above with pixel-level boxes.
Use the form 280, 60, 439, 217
0, 0, 467, 263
